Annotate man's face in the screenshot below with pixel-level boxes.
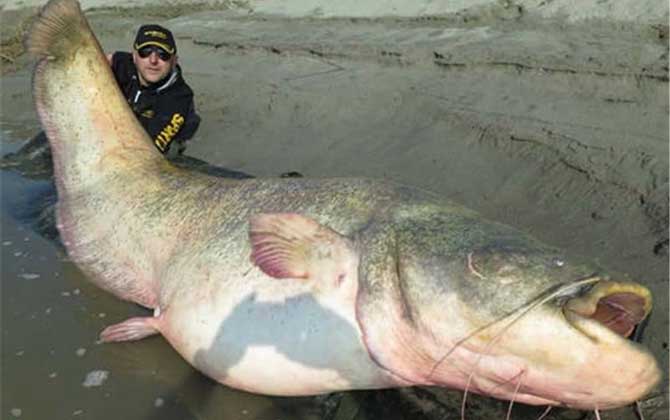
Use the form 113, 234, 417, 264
133, 46, 177, 86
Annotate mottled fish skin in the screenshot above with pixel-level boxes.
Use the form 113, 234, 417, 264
28, 0, 660, 410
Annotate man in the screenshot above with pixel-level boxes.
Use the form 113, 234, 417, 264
9, 23, 199, 168
107, 24, 200, 156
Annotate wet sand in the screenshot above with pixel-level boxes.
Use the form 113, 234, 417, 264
1, 1, 668, 419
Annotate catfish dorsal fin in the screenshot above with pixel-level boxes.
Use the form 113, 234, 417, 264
249, 213, 357, 286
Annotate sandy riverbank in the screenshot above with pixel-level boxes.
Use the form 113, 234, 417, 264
1, 1, 668, 419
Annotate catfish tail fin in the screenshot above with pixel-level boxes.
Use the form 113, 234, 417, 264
27, 0, 160, 195
27, 0, 91, 60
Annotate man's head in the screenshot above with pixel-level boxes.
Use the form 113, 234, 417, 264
132, 24, 178, 86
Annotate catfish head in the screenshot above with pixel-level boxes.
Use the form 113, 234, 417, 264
355, 204, 660, 411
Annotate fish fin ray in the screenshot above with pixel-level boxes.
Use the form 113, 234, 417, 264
99, 316, 160, 343
27, 0, 90, 59
249, 213, 357, 286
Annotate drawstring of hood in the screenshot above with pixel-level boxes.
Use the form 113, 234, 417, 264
156, 68, 178, 93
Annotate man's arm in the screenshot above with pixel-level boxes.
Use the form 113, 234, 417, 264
174, 102, 201, 143
152, 103, 200, 155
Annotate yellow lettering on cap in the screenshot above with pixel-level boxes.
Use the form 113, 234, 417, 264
145, 30, 167, 39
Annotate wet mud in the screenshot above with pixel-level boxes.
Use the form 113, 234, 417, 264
1, 3, 668, 420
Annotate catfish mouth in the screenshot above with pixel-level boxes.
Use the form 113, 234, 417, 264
562, 280, 652, 338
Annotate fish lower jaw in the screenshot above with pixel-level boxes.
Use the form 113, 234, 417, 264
426, 341, 658, 411
415, 341, 561, 406
458, 366, 652, 411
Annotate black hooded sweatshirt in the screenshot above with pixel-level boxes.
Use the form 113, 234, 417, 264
110, 51, 200, 154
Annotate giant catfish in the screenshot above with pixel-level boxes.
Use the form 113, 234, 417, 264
28, 0, 660, 414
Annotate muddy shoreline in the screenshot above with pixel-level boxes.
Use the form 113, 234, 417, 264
1, 1, 668, 419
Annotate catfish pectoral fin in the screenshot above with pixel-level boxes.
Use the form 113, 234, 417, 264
249, 213, 358, 288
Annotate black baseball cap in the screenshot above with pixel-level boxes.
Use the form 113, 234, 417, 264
134, 24, 176, 55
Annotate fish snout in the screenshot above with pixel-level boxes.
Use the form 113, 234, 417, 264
472, 278, 661, 410
557, 279, 661, 408
570, 347, 661, 410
